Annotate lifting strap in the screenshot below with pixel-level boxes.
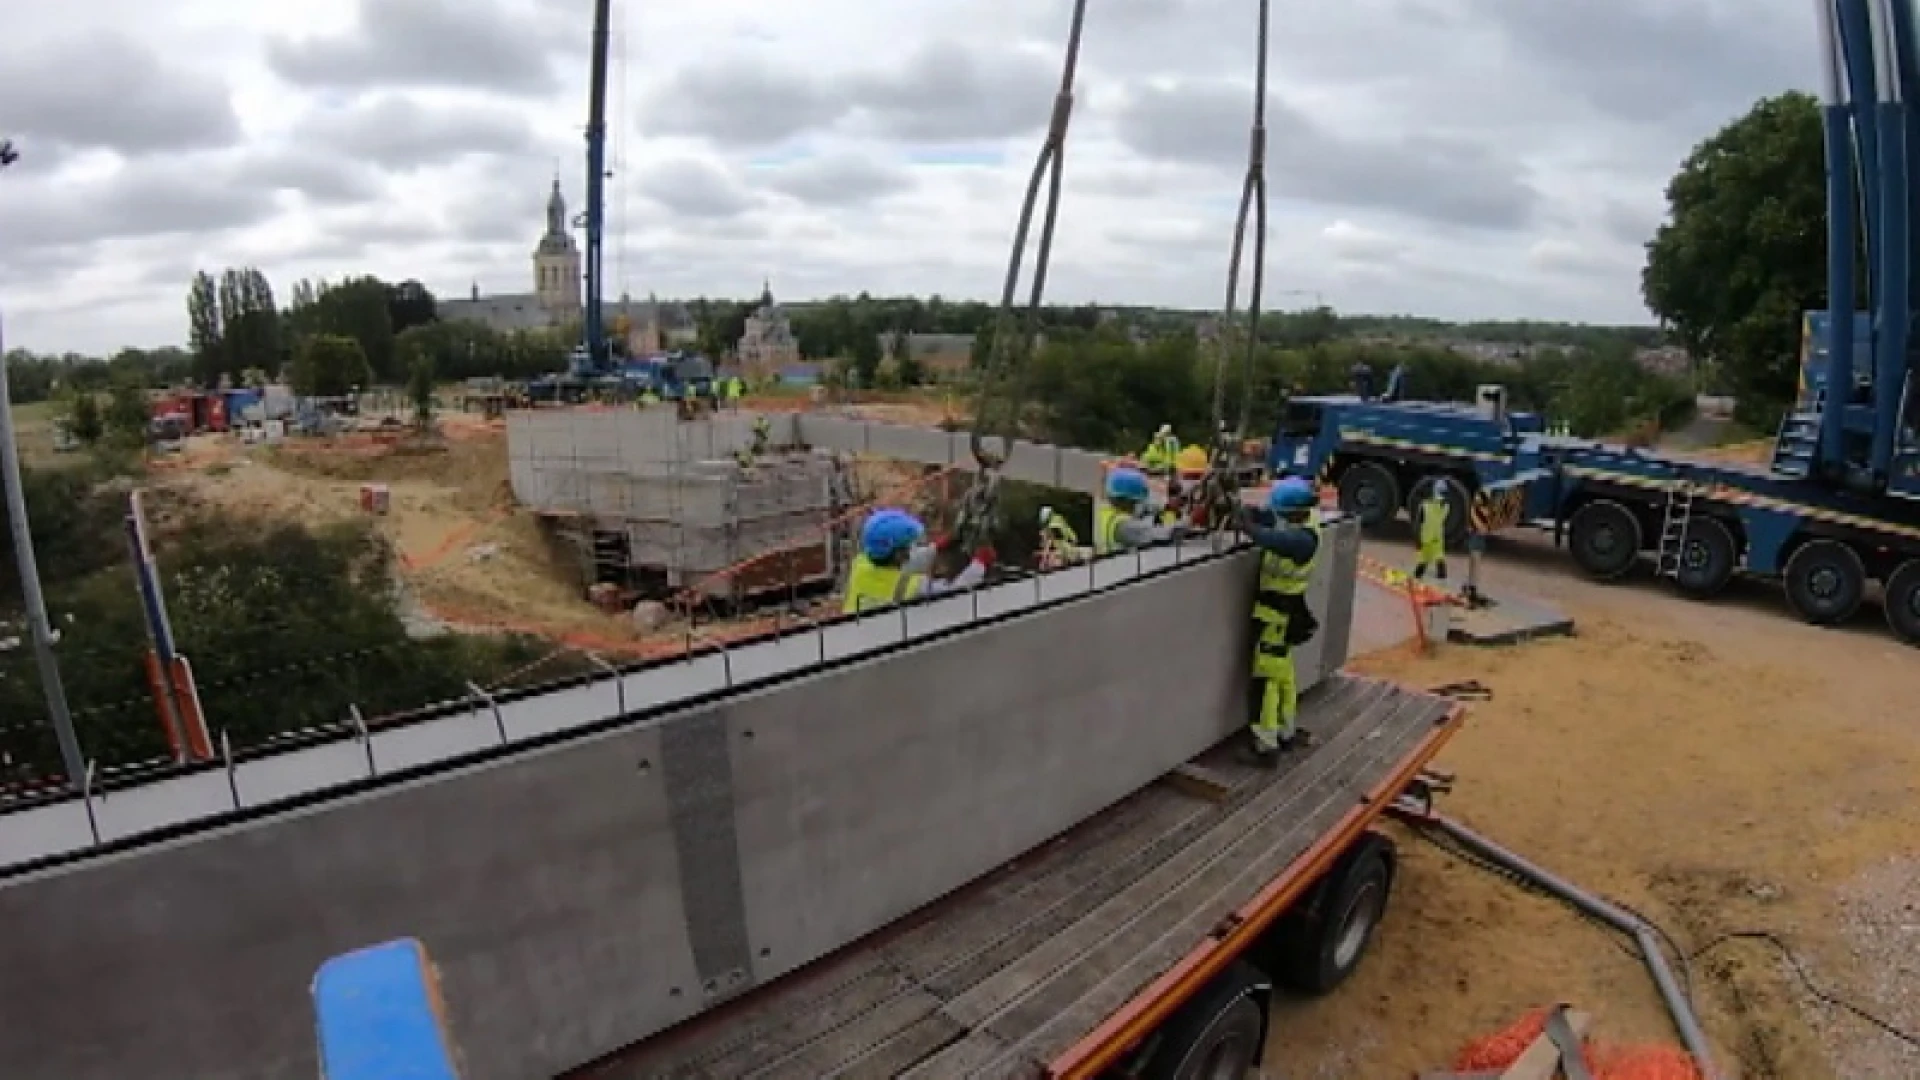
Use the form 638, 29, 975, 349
1200, 0, 1274, 532
952, 0, 1090, 553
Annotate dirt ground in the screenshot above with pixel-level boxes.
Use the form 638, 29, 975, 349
1266, 529, 1920, 1078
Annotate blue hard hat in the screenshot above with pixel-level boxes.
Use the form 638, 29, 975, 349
1106, 467, 1150, 502
1269, 476, 1316, 512
861, 509, 925, 560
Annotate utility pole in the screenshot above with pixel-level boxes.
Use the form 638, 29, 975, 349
0, 138, 87, 789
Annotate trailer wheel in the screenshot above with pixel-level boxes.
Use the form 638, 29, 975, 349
1336, 461, 1401, 531
1268, 832, 1395, 995
1885, 560, 1920, 644
1138, 960, 1269, 1080
1672, 516, 1738, 598
1783, 539, 1867, 626
1407, 475, 1471, 548
1567, 500, 1642, 581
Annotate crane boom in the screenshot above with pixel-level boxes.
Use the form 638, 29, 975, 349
583, 0, 611, 368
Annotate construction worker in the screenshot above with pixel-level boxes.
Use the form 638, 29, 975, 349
1094, 467, 1183, 554
1242, 476, 1322, 764
1414, 479, 1452, 581
1037, 505, 1082, 566
1139, 424, 1181, 474
842, 509, 991, 614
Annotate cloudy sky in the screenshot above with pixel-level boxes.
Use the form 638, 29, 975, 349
3, 0, 1814, 355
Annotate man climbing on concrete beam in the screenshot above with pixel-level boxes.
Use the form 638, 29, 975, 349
1240, 476, 1323, 765
1094, 467, 1185, 555
1413, 478, 1451, 582
842, 509, 991, 614
1037, 505, 1084, 567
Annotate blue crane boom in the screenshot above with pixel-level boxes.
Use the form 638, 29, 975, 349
581, 0, 611, 369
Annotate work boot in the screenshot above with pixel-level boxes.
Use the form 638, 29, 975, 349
1278, 728, 1314, 752
1237, 736, 1282, 769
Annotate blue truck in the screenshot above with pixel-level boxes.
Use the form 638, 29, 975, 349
1268, 0, 1920, 645
1271, 321, 1920, 642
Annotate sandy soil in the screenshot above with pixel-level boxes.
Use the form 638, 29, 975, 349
1264, 530, 1920, 1078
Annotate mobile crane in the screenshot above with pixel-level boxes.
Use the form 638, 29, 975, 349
1270, 0, 1920, 645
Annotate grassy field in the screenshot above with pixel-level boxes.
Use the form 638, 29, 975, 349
7, 400, 69, 469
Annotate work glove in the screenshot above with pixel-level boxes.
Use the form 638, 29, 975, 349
972, 545, 996, 569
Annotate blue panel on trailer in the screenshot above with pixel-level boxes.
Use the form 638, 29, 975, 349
314, 939, 460, 1080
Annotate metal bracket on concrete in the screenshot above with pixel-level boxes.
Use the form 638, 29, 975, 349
81, 760, 99, 846
349, 705, 376, 777
584, 652, 626, 716
220, 730, 240, 810
464, 682, 507, 744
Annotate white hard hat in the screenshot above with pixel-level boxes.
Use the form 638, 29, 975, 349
1157, 424, 1173, 437
1039, 506, 1054, 525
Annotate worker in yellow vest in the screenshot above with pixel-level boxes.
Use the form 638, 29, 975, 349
1094, 467, 1183, 555
1138, 424, 1181, 474
1037, 505, 1083, 567
1241, 477, 1322, 764
1413, 478, 1452, 582
842, 509, 991, 614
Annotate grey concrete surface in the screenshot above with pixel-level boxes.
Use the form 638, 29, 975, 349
0, 523, 1361, 1080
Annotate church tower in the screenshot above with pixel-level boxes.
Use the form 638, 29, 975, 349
532, 176, 582, 320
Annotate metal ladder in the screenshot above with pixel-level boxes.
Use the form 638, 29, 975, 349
1655, 481, 1697, 579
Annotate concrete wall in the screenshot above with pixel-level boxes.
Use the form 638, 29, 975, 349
0, 528, 1358, 1080
792, 413, 1114, 496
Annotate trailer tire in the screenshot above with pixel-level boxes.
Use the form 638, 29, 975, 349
1885, 560, 1920, 644
1407, 475, 1471, 548
1138, 960, 1269, 1080
1337, 462, 1401, 531
1784, 539, 1867, 626
1268, 832, 1395, 996
1567, 500, 1642, 581
1672, 516, 1738, 598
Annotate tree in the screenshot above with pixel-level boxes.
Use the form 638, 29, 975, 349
187, 271, 223, 385
103, 381, 150, 448
289, 334, 373, 398
407, 351, 436, 431
891, 331, 924, 386
65, 391, 103, 444
290, 277, 397, 380
1643, 91, 1826, 427
386, 280, 438, 334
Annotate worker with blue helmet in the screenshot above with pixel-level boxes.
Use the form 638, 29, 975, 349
1239, 474, 1324, 765
1093, 466, 1184, 555
842, 508, 991, 614
1414, 477, 1453, 582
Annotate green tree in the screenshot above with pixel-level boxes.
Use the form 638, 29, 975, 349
1643, 91, 1826, 427
187, 271, 223, 385
65, 391, 103, 444
289, 334, 373, 398
103, 381, 150, 448
891, 332, 924, 386
407, 350, 436, 431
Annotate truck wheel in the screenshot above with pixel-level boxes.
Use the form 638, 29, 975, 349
1407, 475, 1471, 548
1567, 500, 1642, 581
1336, 462, 1401, 531
1139, 960, 1269, 1080
1783, 538, 1866, 625
1268, 832, 1395, 995
1672, 516, 1738, 598
1885, 560, 1920, 644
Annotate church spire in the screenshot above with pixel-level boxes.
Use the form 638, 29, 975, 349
545, 174, 567, 238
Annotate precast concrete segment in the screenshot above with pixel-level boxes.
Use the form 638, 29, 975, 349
0, 528, 1358, 1080
0, 522, 1357, 875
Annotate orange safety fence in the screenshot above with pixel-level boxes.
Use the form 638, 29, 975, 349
1451, 1009, 1703, 1080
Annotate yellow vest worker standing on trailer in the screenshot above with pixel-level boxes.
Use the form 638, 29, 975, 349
842, 509, 990, 615
1414, 479, 1451, 581
1240, 477, 1322, 766
1138, 425, 1181, 474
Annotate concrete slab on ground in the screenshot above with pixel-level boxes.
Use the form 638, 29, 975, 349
1447, 590, 1575, 646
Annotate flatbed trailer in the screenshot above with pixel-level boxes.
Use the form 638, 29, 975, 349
563, 675, 1462, 1080
1274, 389, 1920, 644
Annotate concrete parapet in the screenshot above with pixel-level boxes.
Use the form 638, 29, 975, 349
0, 522, 1360, 1080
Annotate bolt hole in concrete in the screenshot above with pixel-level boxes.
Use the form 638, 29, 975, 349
637, 758, 650, 772
743, 729, 755, 740
759, 948, 770, 958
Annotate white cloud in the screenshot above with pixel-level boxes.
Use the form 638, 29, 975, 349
0, 0, 1815, 354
